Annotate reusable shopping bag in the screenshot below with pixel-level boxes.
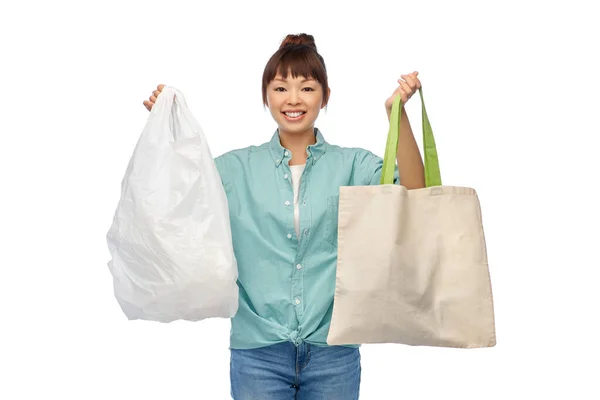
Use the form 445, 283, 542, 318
106, 86, 238, 323
326, 89, 496, 348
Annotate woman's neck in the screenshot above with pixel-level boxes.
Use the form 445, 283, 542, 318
278, 127, 315, 166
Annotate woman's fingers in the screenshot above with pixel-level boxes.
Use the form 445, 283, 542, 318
143, 84, 166, 112
401, 73, 420, 89
398, 80, 412, 95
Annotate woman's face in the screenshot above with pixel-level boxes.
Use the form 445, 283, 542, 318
266, 71, 328, 136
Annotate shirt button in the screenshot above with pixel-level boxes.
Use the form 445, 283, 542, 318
295, 298, 301, 305
285, 200, 291, 206
284, 151, 289, 157
303, 229, 308, 235
284, 174, 289, 179
287, 233, 292, 239
296, 264, 302, 270
303, 201, 306, 206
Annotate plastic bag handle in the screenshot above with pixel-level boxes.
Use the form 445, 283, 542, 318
151, 86, 190, 143
154, 86, 188, 112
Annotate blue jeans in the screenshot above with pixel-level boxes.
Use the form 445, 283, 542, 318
230, 341, 361, 399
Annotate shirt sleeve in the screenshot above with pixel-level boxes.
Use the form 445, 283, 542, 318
356, 149, 401, 186
213, 153, 229, 187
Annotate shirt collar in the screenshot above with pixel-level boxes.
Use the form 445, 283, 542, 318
268, 127, 328, 167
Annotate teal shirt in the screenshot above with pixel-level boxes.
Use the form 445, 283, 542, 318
214, 128, 400, 350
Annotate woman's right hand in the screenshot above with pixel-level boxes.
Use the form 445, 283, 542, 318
143, 84, 166, 112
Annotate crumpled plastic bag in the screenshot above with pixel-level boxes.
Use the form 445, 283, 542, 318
106, 86, 238, 322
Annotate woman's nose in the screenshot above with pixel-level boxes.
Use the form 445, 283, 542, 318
287, 90, 301, 105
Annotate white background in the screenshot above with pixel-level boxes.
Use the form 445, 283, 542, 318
2, 0, 599, 398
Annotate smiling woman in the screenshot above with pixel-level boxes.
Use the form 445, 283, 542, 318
220, 33, 388, 400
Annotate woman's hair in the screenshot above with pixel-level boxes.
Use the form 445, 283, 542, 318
261, 33, 330, 108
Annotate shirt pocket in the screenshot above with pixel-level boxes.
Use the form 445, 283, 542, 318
323, 195, 339, 247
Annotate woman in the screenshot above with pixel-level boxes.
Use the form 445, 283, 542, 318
143, 33, 424, 400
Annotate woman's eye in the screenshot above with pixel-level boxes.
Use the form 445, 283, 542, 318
274, 87, 314, 92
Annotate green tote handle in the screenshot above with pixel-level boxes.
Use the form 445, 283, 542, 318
380, 88, 442, 187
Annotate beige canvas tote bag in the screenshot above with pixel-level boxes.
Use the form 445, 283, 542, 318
327, 89, 496, 348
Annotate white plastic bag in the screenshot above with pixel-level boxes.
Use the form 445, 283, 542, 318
106, 86, 238, 322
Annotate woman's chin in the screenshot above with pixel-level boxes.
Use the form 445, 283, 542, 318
279, 125, 313, 135
278, 118, 314, 131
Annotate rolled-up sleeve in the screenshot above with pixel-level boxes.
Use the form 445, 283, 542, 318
355, 149, 400, 186
214, 154, 227, 186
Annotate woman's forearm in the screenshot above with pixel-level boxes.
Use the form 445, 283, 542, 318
389, 107, 425, 189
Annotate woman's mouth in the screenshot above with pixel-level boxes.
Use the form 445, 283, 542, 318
282, 111, 306, 121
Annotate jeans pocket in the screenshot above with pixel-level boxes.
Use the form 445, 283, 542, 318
324, 195, 339, 247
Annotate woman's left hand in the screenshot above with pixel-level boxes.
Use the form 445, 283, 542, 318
385, 71, 421, 117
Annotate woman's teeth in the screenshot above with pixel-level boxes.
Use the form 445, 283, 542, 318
284, 112, 305, 118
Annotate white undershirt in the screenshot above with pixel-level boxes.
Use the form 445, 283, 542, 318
289, 164, 306, 238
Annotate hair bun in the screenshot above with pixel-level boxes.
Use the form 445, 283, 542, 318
279, 33, 317, 51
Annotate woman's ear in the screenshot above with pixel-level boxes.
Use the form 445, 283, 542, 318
321, 87, 331, 109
